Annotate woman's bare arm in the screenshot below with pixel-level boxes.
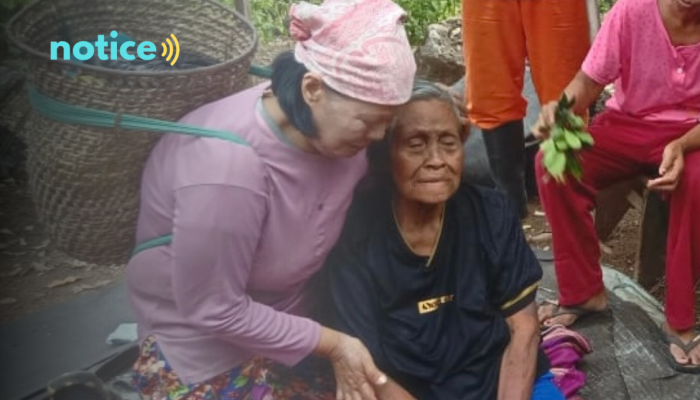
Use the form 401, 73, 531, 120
497, 302, 540, 400
532, 71, 606, 139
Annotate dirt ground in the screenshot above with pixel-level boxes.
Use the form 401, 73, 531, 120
523, 201, 640, 280
1, 38, 698, 325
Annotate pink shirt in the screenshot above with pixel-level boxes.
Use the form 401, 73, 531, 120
126, 83, 367, 383
582, 0, 700, 123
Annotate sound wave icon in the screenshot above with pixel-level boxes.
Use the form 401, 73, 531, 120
161, 34, 180, 66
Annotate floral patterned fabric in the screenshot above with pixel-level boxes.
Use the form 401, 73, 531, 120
132, 336, 336, 400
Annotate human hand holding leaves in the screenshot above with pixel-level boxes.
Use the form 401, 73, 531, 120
540, 94, 595, 184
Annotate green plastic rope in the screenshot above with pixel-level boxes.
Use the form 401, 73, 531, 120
28, 86, 252, 146
27, 64, 274, 145
249, 64, 273, 79
132, 234, 173, 256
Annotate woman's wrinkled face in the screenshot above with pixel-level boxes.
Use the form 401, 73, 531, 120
304, 75, 397, 158
391, 99, 464, 204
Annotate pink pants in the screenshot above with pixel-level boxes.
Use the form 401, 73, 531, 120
536, 110, 700, 330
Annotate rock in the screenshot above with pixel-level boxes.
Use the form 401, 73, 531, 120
414, 17, 464, 85
46, 276, 80, 289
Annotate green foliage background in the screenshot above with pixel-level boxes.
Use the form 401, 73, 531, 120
1, 0, 618, 58
225, 0, 620, 46
243, 0, 462, 45
234, 0, 461, 45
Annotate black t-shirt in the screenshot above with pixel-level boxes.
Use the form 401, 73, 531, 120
323, 183, 549, 400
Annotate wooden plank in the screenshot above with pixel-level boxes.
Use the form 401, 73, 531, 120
634, 190, 669, 289
595, 178, 645, 242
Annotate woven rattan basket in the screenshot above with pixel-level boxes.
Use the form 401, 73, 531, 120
7, 0, 257, 264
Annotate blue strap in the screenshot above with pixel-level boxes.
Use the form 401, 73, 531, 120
28, 86, 251, 146
249, 64, 273, 79
131, 234, 173, 256
132, 234, 173, 256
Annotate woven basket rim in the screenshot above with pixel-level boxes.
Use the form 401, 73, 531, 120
5, 0, 259, 78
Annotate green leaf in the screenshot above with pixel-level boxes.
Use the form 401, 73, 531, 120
540, 138, 555, 153
554, 135, 569, 151
543, 146, 558, 170
548, 151, 567, 176
577, 132, 595, 146
558, 93, 570, 111
568, 114, 585, 130
564, 130, 582, 150
568, 155, 583, 181
551, 125, 565, 139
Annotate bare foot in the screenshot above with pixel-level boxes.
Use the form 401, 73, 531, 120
662, 323, 700, 369
538, 291, 609, 327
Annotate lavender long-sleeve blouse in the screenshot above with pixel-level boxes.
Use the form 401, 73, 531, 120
126, 83, 367, 384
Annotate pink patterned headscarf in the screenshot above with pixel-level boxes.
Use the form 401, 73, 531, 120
289, 0, 417, 105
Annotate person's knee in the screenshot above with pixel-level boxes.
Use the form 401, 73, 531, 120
679, 153, 700, 192
534, 150, 546, 175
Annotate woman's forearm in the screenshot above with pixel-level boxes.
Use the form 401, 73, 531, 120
676, 123, 700, 153
498, 330, 540, 400
498, 302, 540, 400
314, 326, 342, 358
562, 71, 605, 116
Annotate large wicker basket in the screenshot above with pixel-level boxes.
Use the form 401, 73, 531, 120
7, 0, 257, 264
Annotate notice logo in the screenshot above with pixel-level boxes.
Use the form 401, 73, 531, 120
50, 31, 180, 66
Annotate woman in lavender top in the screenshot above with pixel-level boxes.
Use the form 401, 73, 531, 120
126, 1, 417, 399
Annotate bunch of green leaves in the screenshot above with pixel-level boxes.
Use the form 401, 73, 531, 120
540, 94, 595, 183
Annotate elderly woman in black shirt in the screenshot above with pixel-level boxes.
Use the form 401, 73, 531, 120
323, 80, 563, 400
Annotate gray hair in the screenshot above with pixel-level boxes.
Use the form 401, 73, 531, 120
387, 79, 466, 138
364, 79, 467, 191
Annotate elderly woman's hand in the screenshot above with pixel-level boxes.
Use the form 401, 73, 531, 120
647, 141, 685, 192
316, 328, 387, 400
329, 333, 387, 400
531, 101, 559, 140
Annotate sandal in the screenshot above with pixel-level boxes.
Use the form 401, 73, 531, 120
660, 325, 700, 374
539, 300, 608, 328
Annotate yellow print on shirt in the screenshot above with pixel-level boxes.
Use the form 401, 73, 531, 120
418, 294, 455, 314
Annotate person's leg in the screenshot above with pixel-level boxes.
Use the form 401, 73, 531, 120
462, 0, 526, 130
531, 372, 566, 400
659, 150, 700, 369
482, 121, 529, 218
664, 150, 700, 330
536, 111, 648, 326
463, 0, 530, 218
520, 0, 590, 106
